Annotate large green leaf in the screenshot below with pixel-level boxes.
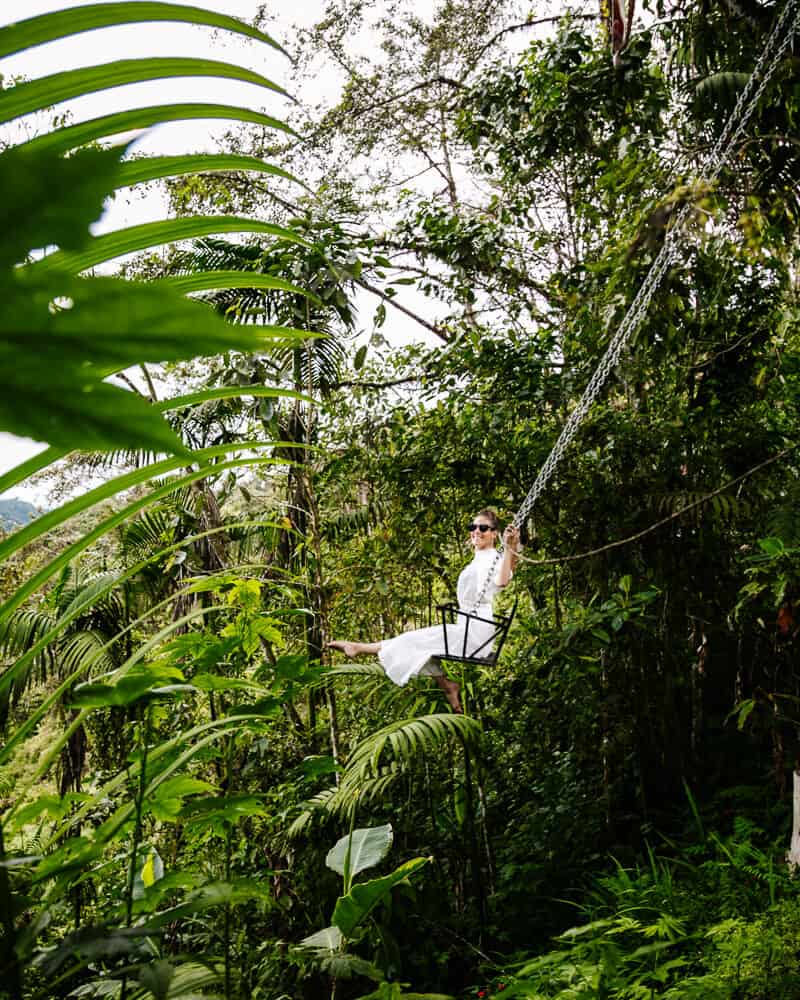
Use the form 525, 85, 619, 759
0, 143, 124, 266
0, 57, 287, 125
178, 794, 269, 826
0, 369, 188, 454
17, 103, 294, 155
0, 2, 285, 59
116, 153, 298, 190
331, 857, 429, 938
1, 269, 308, 450
68, 662, 188, 708
33, 216, 308, 274
326, 824, 394, 880
0, 138, 309, 452
149, 777, 217, 800
0, 389, 308, 497
6, 272, 308, 368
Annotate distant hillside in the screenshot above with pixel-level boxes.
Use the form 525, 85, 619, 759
0, 498, 40, 529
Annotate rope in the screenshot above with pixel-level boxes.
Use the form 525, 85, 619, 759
472, 0, 800, 609
513, 444, 799, 567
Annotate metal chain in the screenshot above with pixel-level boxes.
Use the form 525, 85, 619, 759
472, 0, 800, 609
667, 0, 797, 183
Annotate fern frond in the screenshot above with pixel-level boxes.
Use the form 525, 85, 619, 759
649, 491, 748, 527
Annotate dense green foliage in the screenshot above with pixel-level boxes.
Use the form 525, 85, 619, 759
2, 1, 800, 999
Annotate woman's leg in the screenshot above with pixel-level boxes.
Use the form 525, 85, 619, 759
433, 674, 463, 714
327, 640, 381, 658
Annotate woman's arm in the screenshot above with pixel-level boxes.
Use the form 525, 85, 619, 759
496, 525, 521, 587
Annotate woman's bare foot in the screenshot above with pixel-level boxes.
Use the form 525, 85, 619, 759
327, 640, 381, 658
327, 640, 361, 658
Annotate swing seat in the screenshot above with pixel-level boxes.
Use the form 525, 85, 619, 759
436, 597, 517, 666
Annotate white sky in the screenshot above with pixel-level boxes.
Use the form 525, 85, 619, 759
0, 0, 340, 499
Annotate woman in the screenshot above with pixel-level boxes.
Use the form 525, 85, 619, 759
328, 510, 520, 713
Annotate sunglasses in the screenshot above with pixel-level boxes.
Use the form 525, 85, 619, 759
467, 523, 494, 533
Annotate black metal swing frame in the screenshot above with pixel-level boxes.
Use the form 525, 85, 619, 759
435, 597, 518, 666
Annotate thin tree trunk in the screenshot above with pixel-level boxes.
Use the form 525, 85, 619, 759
0, 822, 22, 999
460, 736, 487, 938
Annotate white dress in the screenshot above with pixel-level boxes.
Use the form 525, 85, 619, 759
378, 547, 505, 686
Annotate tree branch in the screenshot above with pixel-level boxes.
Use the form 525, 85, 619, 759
348, 75, 466, 120
470, 14, 598, 71
139, 363, 158, 403
373, 235, 558, 305
116, 371, 146, 397
331, 376, 421, 390
354, 276, 451, 342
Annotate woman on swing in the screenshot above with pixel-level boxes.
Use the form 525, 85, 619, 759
328, 510, 521, 713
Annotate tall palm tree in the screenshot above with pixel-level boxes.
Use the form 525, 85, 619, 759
168, 220, 358, 755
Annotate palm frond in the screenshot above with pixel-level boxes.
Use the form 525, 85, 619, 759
0, 609, 57, 724
165, 236, 352, 392
286, 766, 405, 839
59, 629, 117, 677
322, 500, 385, 541
649, 490, 749, 527
315, 662, 394, 706
342, 768, 403, 809
293, 334, 348, 394
172, 236, 262, 275
59, 572, 124, 620
120, 508, 180, 563
692, 71, 750, 108
0, 609, 56, 658
72, 449, 162, 473
342, 713, 482, 789
324, 662, 388, 681
225, 520, 281, 563
286, 786, 338, 839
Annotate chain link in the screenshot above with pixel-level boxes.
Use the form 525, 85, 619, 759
472, 0, 800, 609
